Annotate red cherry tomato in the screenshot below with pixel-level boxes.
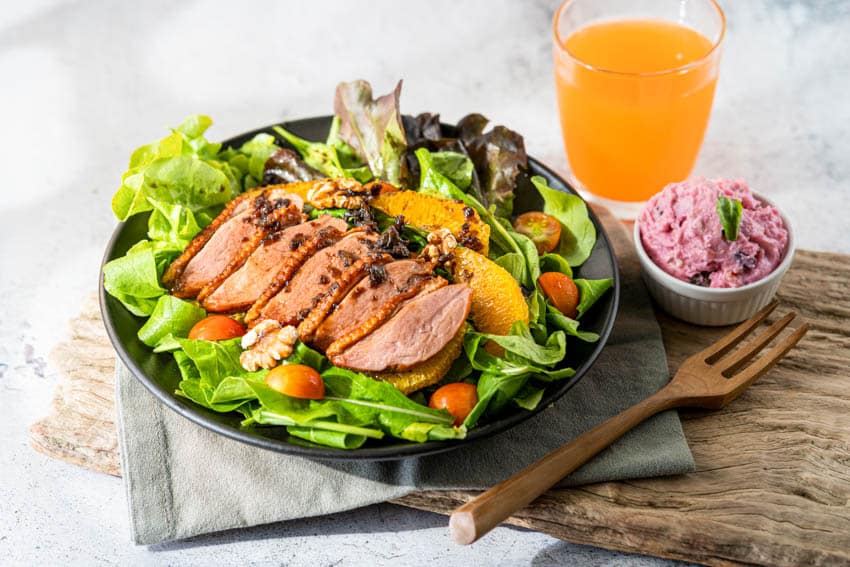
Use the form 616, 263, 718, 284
188, 315, 246, 341
512, 211, 562, 255
429, 382, 478, 426
265, 364, 325, 400
538, 272, 580, 319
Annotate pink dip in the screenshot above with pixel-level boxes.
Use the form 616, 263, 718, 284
639, 178, 788, 288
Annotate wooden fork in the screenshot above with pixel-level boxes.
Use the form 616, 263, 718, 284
450, 301, 808, 545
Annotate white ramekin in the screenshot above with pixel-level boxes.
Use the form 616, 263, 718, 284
634, 194, 795, 326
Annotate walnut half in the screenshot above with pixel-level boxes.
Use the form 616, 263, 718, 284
240, 320, 299, 371
421, 228, 458, 266
306, 178, 370, 209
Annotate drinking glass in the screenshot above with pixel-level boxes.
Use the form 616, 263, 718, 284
553, 0, 725, 219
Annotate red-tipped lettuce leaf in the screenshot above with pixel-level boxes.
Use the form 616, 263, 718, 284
456, 113, 528, 218
333, 80, 406, 184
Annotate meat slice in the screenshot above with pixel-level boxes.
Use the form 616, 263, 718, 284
201, 215, 348, 313
311, 259, 437, 351
248, 230, 387, 327
329, 284, 473, 372
164, 188, 304, 298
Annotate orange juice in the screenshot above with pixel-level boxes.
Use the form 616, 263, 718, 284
555, 19, 719, 203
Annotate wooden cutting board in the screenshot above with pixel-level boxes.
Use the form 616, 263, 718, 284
30, 210, 850, 566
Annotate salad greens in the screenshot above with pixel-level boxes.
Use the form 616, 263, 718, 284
104, 79, 614, 450
456, 113, 528, 219
333, 80, 407, 184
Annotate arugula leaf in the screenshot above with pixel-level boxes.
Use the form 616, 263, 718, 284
285, 427, 368, 449
539, 253, 573, 278
514, 385, 545, 411
546, 306, 600, 343
461, 324, 576, 427
716, 195, 743, 241
137, 295, 206, 348
333, 80, 407, 184
507, 230, 541, 288
495, 252, 529, 289
574, 278, 613, 319
488, 321, 566, 367
530, 176, 596, 266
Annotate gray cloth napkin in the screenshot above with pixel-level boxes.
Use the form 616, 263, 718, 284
116, 226, 695, 545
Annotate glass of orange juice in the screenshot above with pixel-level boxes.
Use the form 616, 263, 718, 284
553, 0, 725, 218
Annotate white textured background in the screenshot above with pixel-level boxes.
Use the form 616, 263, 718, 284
1, 1, 848, 565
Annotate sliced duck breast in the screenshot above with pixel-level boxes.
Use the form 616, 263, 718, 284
312, 259, 439, 351
164, 188, 304, 298
328, 283, 472, 372
311, 259, 436, 350
201, 215, 347, 312
248, 230, 387, 327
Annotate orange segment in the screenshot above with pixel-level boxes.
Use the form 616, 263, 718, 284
371, 191, 490, 256
451, 247, 529, 347
259, 180, 322, 201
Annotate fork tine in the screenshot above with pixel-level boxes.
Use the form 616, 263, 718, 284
702, 300, 779, 363
719, 311, 796, 376
727, 321, 809, 387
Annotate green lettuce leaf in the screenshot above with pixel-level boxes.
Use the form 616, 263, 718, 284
174, 337, 246, 389
530, 176, 596, 266
111, 115, 243, 221
137, 295, 206, 348
102, 241, 169, 316
333, 80, 406, 184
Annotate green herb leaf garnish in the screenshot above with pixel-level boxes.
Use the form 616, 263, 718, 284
717, 195, 743, 241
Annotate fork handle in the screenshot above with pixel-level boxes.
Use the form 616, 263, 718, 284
449, 385, 680, 544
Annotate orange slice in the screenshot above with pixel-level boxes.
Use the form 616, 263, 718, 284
371, 191, 490, 256
451, 247, 528, 350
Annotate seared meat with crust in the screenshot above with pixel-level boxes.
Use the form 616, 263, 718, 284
329, 284, 472, 372
324, 277, 446, 358
163, 188, 304, 298
311, 259, 436, 351
202, 215, 347, 313
247, 229, 388, 327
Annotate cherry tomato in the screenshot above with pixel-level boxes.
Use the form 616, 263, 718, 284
538, 272, 580, 319
429, 382, 478, 426
265, 364, 325, 400
512, 212, 562, 255
188, 315, 246, 341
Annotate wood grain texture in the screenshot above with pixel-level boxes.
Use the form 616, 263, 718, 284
396, 246, 850, 566
29, 214, 850, 565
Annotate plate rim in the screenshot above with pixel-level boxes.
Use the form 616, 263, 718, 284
99, 115, 621, 461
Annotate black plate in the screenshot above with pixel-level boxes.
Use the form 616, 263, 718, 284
100, 116, 620, 460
